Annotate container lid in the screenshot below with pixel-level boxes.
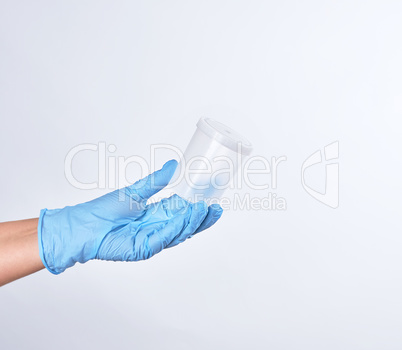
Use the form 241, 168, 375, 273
196, 118, 253, 155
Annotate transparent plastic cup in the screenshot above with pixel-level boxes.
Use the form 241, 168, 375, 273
169, 118, 253, 203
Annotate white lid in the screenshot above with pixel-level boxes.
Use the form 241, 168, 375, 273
196, 118, 253, 155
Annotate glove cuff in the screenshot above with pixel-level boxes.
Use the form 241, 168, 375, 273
38, 209, 60, 275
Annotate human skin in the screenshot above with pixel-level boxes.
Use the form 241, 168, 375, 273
0, 218, 44, 286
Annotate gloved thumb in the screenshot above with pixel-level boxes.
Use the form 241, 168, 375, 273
128, 159, 178, 202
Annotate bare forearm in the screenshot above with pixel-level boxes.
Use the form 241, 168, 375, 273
0, 218, 44, 286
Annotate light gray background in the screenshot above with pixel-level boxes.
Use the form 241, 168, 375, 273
1, 1, 401, 349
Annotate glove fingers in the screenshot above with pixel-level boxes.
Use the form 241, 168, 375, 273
127, 159, 178, 202
98, 218, 184, 262
193, 203, 223, 235
145, 212, 190, 256
140, 197, 207, 258
98, 198, 217, 262
166, 201, 209, 249
145, 194, 189, 222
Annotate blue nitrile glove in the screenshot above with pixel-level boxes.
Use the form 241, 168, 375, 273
38, 160, 223, 274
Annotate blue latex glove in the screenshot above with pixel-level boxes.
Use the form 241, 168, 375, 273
38, 160, 223, 274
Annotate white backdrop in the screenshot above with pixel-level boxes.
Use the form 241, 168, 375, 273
1, 1, 402, 349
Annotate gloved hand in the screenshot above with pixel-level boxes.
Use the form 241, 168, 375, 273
38, 159, 223, 274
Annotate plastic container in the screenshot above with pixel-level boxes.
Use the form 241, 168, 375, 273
169, 118, 253, 203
